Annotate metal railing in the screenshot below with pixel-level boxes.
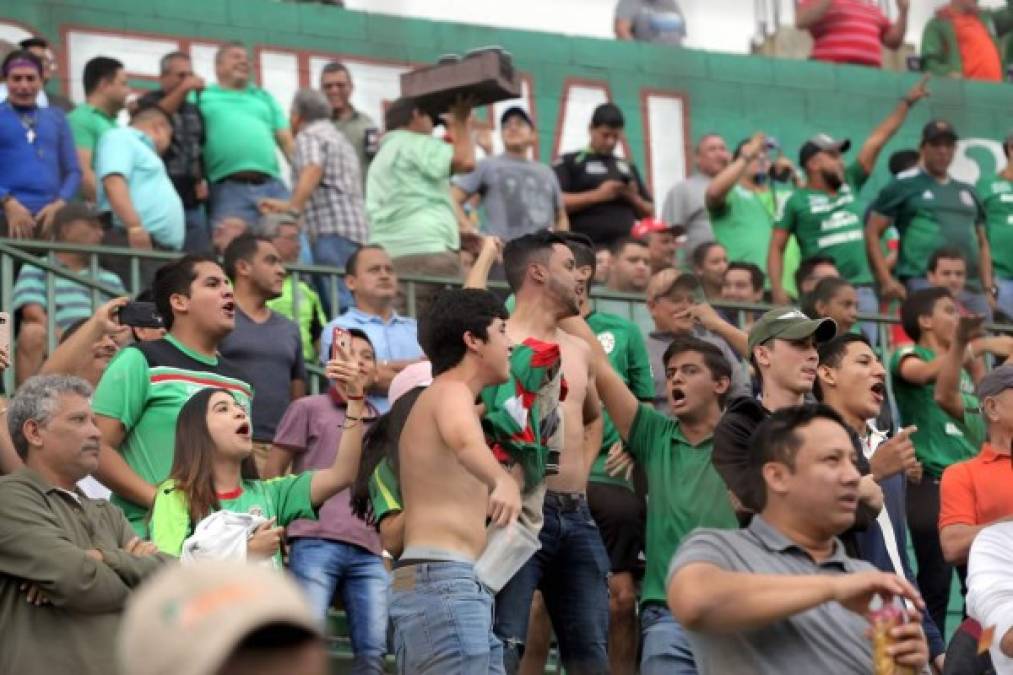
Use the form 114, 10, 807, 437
2, 237, 1011, 397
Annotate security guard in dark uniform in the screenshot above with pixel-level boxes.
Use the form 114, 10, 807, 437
554, 103, 654, 248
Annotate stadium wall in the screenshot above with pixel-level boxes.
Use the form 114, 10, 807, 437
2, 1, 1011, 202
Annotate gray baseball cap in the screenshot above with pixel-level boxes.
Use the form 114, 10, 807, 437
977, 364, 1013, 400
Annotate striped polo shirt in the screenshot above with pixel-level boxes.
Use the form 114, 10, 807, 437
11, 263, 126, 330
802, 0, 890, 67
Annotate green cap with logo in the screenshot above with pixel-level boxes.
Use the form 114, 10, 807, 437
747, 307, 837, 351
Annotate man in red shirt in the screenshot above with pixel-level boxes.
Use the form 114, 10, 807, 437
796, 0, 910, 68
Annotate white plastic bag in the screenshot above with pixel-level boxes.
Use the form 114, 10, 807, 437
181, 510, 271, 566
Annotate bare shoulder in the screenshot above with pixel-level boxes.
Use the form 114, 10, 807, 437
557, 330, 591, 361
425, 379, 475, 407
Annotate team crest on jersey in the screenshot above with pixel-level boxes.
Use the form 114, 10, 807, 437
616, 160, 630, 176
959, 190, 975, 207
597, 331, 616, 354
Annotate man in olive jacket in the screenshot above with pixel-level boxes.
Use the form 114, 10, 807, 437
0, 375, 171, 675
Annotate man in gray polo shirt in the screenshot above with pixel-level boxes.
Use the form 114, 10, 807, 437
668, 404, 929, 674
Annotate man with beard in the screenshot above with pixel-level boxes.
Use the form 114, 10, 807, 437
493, 231, 608, 675
814, 333, 946, 669
92, 256, 253, 536
768, 76, 930, 311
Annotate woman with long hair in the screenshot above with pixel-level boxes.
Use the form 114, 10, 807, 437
150, 347, 368, 563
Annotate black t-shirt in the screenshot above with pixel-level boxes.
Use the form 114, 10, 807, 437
553, 150, 652, 247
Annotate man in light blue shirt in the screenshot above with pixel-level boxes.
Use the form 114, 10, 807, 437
321, 244, 423, 412
96, 105, 184, 251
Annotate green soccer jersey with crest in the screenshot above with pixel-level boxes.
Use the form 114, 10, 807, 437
977, 174, 1013, 279
889, 344, 984, 479
871, 168, 986, 290
777, 161, 873, 285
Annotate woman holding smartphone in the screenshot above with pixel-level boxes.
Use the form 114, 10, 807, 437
149, 343, 368, 564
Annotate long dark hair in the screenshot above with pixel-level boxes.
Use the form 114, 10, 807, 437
350, 386, 426, 525
167, 387, 259, 524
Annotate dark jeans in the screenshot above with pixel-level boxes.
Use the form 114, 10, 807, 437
906, 475, 953, 634
494, 492, 610, 675
182, 204, 211, 255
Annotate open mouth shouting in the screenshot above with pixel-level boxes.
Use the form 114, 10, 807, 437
235, 421, 251, 439
670, 386, 688, 409
870, 380, 885, 406
222, 300, 236, 320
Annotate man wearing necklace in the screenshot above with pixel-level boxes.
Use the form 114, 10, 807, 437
0, 50, 80, 239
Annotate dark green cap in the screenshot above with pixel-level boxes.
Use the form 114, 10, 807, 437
747, 307, 837, 351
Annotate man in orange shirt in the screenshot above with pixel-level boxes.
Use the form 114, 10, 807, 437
939, 364, 1013, 567
921, 0, 1011, 82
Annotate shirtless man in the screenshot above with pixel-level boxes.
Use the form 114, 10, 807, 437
489, 231, 609, 675
389, 288, 522, 675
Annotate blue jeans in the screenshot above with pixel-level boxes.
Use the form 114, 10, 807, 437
640, 603, 698, 675
997, 278, 1013, 322
855, 284, 880, 346
182, 204, 211, 254
288, 538, 389, 675
208, 176, 289, 228
312, 233, 360, 316
494, 493, 610, 675
906, 277, 992, 321
390, 561, 504, 675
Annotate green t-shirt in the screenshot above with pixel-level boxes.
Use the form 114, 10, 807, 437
976, 174, 1013, 279
889, 344, 983, 479
627, 404, 738, 607
708, 184, 800, 293
777, 162, 873, 285
369, 457, 402, 523
150, 473, 316, 566
366, 129, 457, 258
197, 84, 288, 182
266, 276, 328, 362
871, 169, 986, 289
66, 103, 116, 153
586, 311, 655, 490
92, 334, 255, 535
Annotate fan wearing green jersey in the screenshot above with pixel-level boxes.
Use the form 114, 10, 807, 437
149, 345, 369, 563
561, 311, 737, 675
977, 133, 1013, 320
890, 287, 986, 634
867, 119, 995, 320
769, 76, 930, 332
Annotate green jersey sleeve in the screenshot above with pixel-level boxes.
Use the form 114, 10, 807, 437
870, 176, 909, 221
262, 473, 317, 527
149, 480, 190, 557
92, 346, 151, 430
369, 458, 403, 524
627, 403, 677, 464
627, 327, 656, 401
774, 192, 799, 233
845, 161, 869, 192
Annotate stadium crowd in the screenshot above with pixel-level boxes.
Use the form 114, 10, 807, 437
1, 2, 1013, 673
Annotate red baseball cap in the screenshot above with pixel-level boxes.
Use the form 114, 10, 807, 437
631, 218, 684, 239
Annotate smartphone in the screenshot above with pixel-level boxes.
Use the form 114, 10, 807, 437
118, 302, 163, 329
0, 312, 9, 356
332, 327, 351, 359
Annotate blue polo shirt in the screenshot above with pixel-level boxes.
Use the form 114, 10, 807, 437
0, 102, 80, 213
95, 127, 184, 250
321, 307, 423, 412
